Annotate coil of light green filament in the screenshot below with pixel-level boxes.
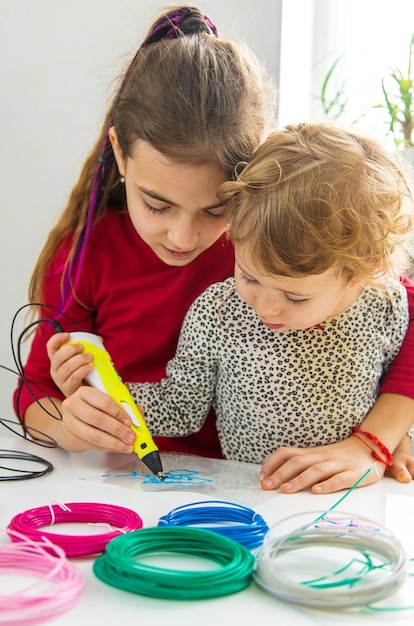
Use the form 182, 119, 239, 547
93, 526, 255, 599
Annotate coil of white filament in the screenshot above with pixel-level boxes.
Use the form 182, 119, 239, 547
254, 510, 407, 610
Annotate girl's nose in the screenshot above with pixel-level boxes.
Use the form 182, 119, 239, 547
255, 295, 282, 319
167, 219, 199, 250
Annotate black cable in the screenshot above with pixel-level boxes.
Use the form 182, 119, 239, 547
0, 302, 84, 447
11, 305, 68, 423
1, 313, 64, 445
0, 419, 57, 449
0, 450, 53, 481
0, 303, 82, 477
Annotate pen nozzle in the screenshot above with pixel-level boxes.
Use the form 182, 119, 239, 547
140, 450, 164, 479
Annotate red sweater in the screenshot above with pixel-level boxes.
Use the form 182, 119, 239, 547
379, 274, 414, 398
14, 210, 234, 457
14, 210, 414, 455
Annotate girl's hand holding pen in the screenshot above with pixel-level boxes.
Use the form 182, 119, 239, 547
62, 386, 136, 454
259, 438, 383, 495
47, 332, 93, 397
46, 333, 135, 454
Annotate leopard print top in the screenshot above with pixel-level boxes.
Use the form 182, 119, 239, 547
129, 277, 408, 463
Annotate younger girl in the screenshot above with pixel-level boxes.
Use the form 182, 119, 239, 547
50, 122, 414, 494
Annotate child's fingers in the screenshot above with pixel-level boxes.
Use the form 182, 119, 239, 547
58, 356, 93, 389
51, 344, 90, 375
59, 388, 134, 453
386, 454, 413, 483
46, 332, 71, 358
405, 455, 414, 478
260, 446, 301, 481
260, 438, 375, 494
62, 387, 135, 452
310, 466, 380, 494
260, 450, 321, 490
48, 337, 93, 395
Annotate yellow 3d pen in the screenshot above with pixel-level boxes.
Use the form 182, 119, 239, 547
66, 332, 164, 479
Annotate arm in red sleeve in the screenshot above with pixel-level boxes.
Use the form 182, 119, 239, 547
379, 275, 414, 399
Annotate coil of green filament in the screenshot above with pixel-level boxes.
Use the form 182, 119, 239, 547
93, 526, 255, 599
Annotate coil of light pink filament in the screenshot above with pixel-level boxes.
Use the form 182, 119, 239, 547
0, 528, 83, 625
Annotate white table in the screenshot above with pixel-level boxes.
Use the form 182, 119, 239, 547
1, 435, 413, 626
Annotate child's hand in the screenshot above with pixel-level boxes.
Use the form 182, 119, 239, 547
47, 332, 94, 397
259, 437, 383, 494
55, 385, 136, 454
386, 435, 414, 483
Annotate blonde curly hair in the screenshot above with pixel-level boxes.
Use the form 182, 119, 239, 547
220, 122, 414, 288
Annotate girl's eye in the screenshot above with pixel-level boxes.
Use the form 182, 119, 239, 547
142, 200, 168, 214
240, 272, 257, 285
205, 210, 225, 219
141, 199, 224, 219
285, 296, 308, 306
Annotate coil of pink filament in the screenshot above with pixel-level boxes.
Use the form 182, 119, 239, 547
8, 501, 143, 557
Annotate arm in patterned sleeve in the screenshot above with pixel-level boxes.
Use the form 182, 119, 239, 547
128, 285, 221, 437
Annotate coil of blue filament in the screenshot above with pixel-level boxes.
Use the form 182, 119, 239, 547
157, 499, 269, 550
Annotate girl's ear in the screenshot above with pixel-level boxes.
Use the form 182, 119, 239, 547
109, 127, 126, 177
348, 275, 362, 288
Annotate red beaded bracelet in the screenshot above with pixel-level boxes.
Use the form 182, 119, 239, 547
351, 426, 393, 468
